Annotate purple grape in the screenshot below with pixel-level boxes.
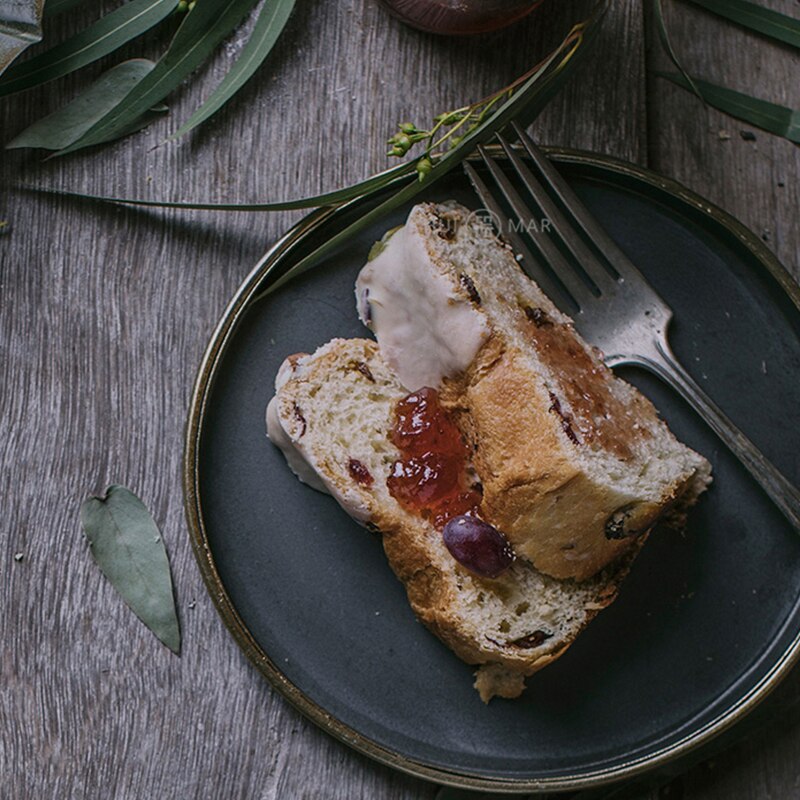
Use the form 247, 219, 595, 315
442, 515, 515, 578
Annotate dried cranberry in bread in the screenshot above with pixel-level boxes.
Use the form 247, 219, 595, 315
356, 202, 711, 581
267, 338, 640, 702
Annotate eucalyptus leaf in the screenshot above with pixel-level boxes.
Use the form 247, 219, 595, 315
7, 59, 167, 150
173, 0, 296, 138
44, 0, 92, 18
658, 71, 800, 144
25, 159, 419, 210
80, 485, 180, 653
651, 0, 704, 102
682, 0, 800, 50
261, 2, 607, 295
0, 0, 43, 80
57, 0, 261, 155
0, 0, 179, 98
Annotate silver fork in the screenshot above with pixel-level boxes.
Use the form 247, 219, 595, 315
463, 122, 800, 530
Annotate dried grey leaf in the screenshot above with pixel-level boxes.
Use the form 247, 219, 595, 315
80, 485, 180, 654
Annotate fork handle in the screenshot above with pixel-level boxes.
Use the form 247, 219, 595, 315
625, 340, 800, 531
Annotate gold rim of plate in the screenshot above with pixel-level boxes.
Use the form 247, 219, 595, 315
183, 147, 800, 794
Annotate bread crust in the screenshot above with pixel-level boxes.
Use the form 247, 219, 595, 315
456, 346, 655, 579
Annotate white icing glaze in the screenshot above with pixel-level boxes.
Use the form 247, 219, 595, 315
266, 358, 372, 524
265, 395, 328, 493
355, 222, 489, 390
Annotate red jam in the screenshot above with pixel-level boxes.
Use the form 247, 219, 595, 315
387, 388, 481, 528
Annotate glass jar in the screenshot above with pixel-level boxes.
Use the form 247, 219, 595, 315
378, 0, 546, 35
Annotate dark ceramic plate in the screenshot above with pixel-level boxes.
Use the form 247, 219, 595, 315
184, 150, 800, 793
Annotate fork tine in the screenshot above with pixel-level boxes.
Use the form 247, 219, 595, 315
495, 132, 619, 295
475, 145, 597, 310
463, 161, 573, 311
511, 122, 646, 284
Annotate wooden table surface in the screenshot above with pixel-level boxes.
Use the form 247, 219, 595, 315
2, 1, 798, 797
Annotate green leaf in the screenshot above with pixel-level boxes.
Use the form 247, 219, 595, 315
650, 0, 704, 103
261, 2, 607, 296
24, 159, 419, 209
80, 485, 180, 654
0, 0, 43, 80
44, 0, 94, 19
0, 0, 179, 98
682, 0, 800, 50
172, 0, 296, 138
7, 59, 167, 150
658, 71, 800, 144
57, 0, 260, 155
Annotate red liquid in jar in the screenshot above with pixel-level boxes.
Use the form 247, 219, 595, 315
378, 0, 545, 36
387, 388, 481, 527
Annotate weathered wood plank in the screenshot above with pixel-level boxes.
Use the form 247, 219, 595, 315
1, 1, 647, 797
645, 0, 799, 276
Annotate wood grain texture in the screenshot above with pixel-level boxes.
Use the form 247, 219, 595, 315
645, 0, 799, 274
0, 0, 796, 797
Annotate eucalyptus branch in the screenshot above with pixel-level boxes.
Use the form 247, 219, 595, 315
385, 51, 570, 181
22, 4, 605, 217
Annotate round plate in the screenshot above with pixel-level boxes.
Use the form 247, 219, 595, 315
184, 150, 800, 793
